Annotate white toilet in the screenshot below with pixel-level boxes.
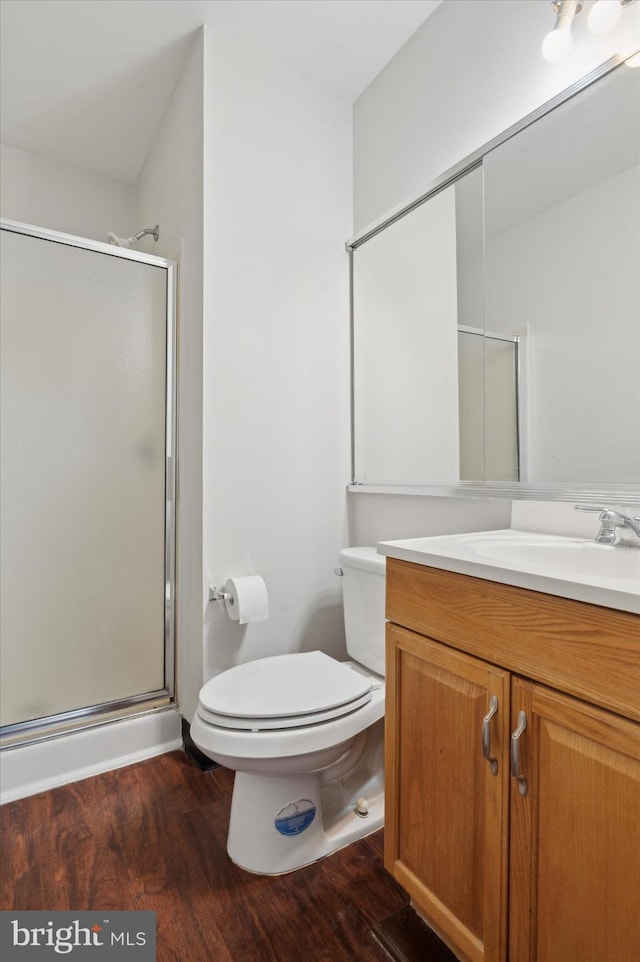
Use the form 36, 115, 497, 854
190, 546, 386, 875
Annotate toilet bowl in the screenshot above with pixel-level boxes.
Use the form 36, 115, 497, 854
191, 547, 386, 875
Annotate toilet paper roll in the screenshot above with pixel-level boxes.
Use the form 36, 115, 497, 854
224, 575, 269, 624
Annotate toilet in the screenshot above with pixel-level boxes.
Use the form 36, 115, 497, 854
190, 546, 386, 875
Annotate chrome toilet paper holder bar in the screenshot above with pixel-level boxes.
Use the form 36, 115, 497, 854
208, 585, 234, 605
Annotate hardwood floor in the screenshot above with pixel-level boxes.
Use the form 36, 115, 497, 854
0, 749, 411, 961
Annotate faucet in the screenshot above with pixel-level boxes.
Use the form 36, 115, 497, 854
574, 505, 640, 547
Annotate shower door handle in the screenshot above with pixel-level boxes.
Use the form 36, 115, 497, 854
166, 456, 175, 501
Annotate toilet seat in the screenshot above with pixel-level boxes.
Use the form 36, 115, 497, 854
198, 651, 376, 732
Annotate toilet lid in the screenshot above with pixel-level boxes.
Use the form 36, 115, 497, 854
198, 651, 375, 731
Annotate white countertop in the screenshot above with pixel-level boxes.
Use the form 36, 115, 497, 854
378, 529, 640, 614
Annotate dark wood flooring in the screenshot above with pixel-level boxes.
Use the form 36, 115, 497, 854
0, 749, 420, 961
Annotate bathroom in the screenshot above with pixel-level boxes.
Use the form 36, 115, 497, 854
1, 1, 638, 960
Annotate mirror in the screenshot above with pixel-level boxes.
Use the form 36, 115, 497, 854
352, 171, 479, 484
350, 57, 640, 494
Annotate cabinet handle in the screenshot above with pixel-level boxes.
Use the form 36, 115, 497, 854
482, 695, 499, 776
510, 710, 528, 796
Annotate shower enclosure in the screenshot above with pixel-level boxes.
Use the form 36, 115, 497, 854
0, 219, 176, 747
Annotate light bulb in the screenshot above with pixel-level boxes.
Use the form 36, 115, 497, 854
542, 25, 574, 61
588, 1, 622, 34
541, 0, 582, 62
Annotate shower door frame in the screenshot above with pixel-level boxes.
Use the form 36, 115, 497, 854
0, 218, 177, 747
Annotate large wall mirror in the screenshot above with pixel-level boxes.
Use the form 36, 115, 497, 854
349, 55, 640, 499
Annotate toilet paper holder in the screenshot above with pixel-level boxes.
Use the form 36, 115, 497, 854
208, 575, 269, 624
208, 585, 234, 606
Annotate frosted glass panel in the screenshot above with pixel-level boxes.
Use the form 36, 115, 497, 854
457, 332, 485, 481
458, 332, 519, 482
1, 230, 168, 726
484, 338, 518, 483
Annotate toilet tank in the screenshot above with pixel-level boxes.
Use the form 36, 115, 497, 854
339, 547, 386, 677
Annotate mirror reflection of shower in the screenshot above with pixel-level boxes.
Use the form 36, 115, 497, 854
107, 225, 159, 248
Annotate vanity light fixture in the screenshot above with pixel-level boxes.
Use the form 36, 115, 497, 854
588, 0, 623, 32
588, 0, 638, 34
542, 1, 582, 63
542, 0, 639, 61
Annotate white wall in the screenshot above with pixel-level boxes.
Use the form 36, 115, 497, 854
511, 500, 640, 538
0, 143, 136, 242
201, 29, 353, 681
136, 32, 204, 722
349, 0, 639, 545
348, 492, 510, 546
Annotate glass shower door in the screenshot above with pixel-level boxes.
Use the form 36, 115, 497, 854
0, 223, 176, 736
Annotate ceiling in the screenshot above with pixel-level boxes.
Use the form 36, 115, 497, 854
0, 0, 443, 184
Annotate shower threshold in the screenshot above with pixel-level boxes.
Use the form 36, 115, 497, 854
0, 691, 173, 751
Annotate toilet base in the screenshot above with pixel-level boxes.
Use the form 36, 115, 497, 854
227, 768, 384, 875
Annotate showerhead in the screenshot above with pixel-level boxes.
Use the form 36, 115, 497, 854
107, 225, 159, 248
107, 232, 131, 248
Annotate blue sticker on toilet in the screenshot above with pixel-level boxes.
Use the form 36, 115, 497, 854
274, 799, 316, 836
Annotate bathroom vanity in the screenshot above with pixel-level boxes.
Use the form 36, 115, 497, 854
379, 533, 640, 962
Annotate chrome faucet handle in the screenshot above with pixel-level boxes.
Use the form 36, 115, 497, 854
575, 504, 619, 545
574, 505, 640, 546
618, 513, 640, 544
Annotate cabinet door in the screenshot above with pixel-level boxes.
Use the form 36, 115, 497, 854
385, 624, 510, 962
509, 678, 640, 962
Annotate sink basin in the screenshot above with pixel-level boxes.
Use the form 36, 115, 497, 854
456, 532, 640, 582
378, 529, 640, 613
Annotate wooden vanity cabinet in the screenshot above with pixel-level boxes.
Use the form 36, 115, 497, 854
384, 558, 640, 962
385, 624, 510, 962
508, 678, 640, 962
